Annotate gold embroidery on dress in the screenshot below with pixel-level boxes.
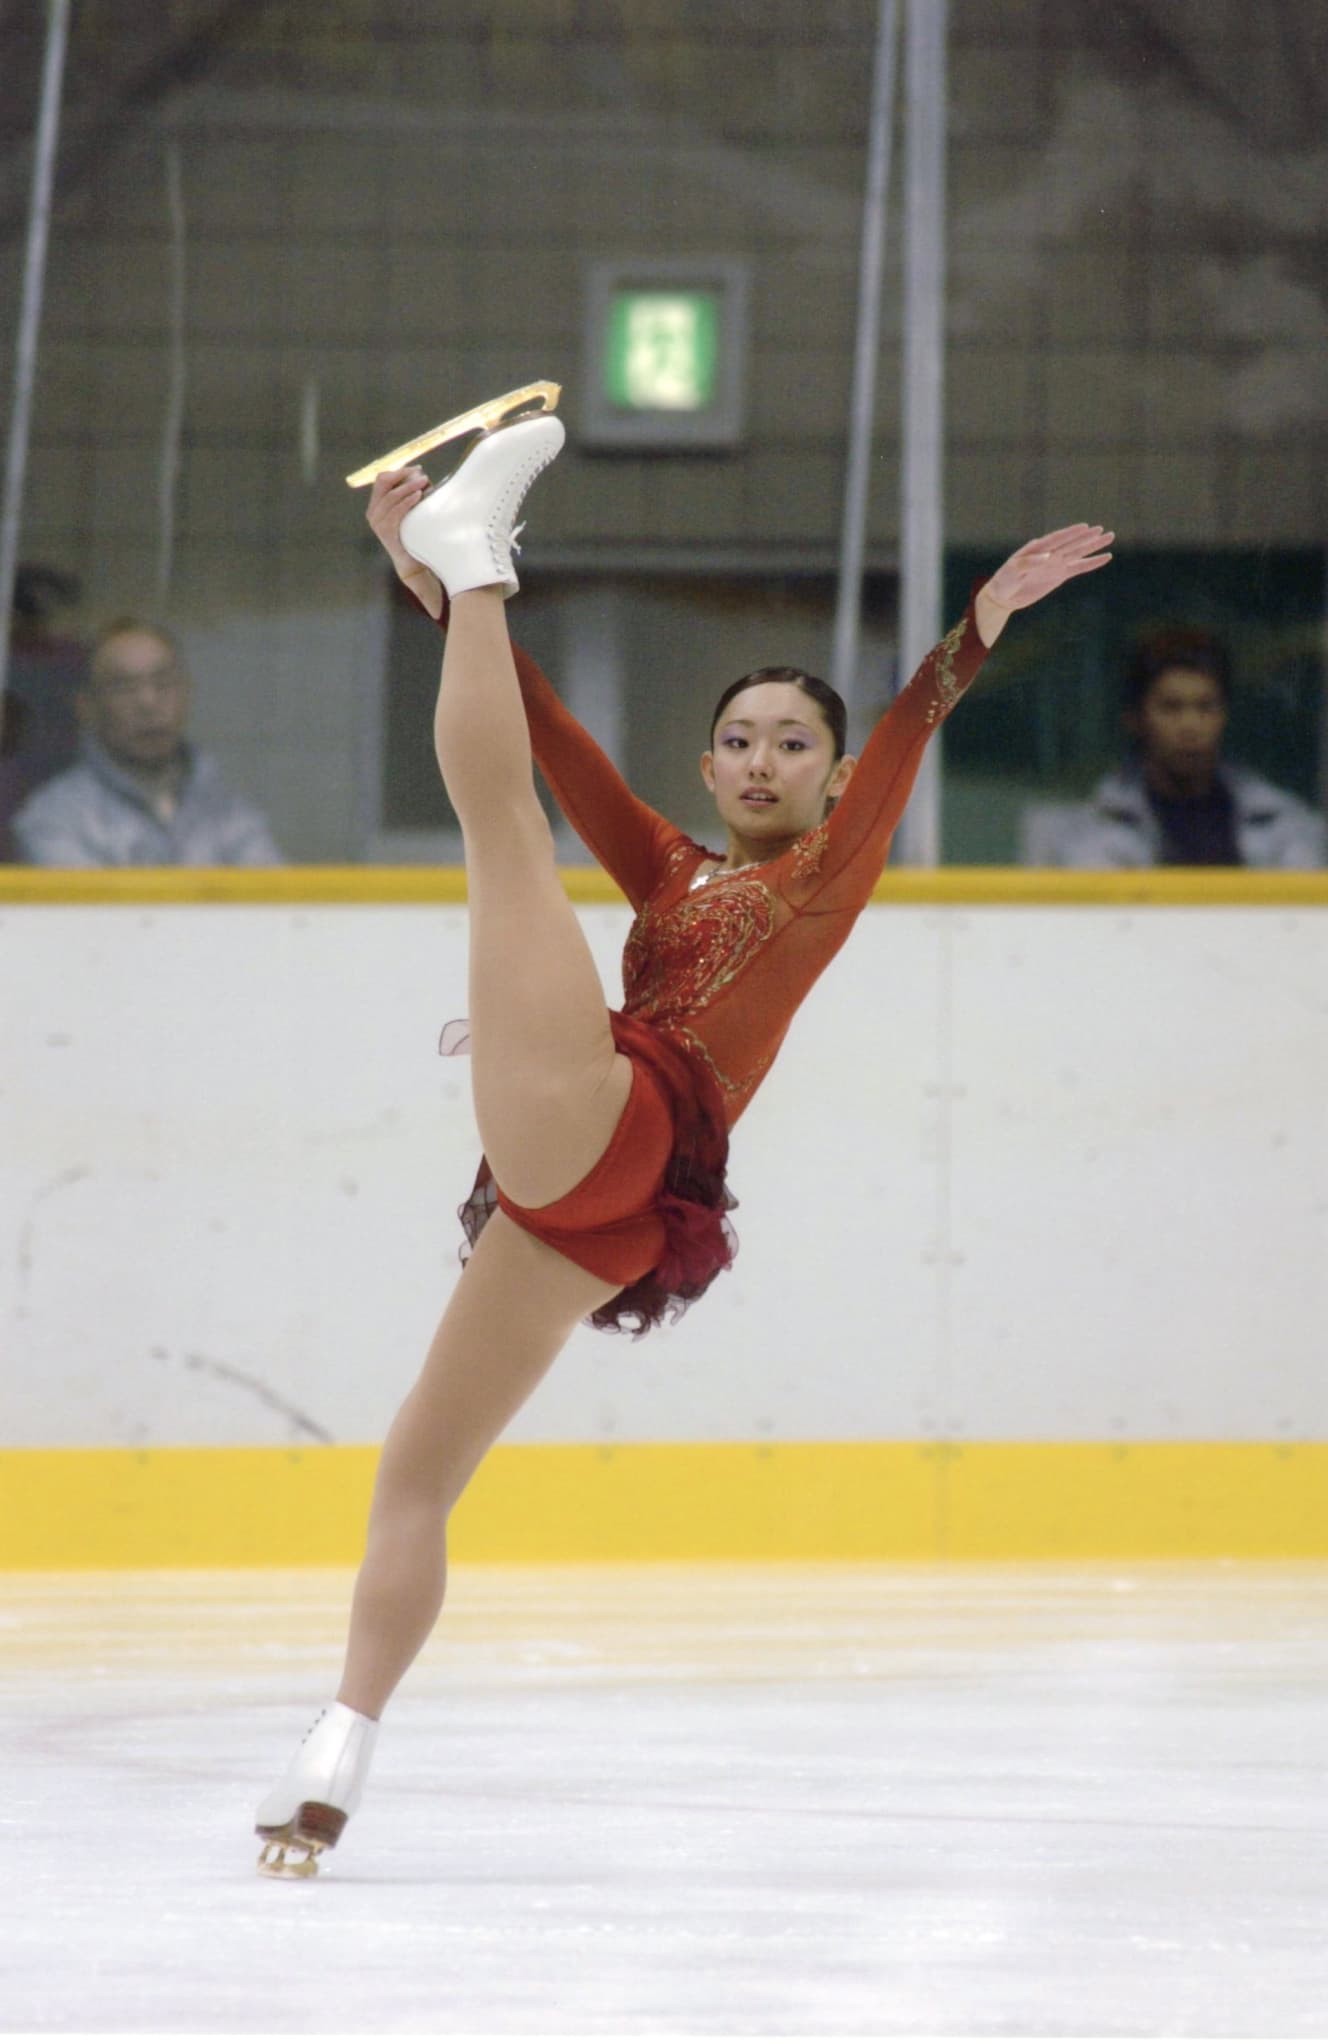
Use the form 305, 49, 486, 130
924, 614, 972, 726
623, 878, 776, 1036
670, 1024, 768, 1103
790, 822, 829, 881
660, 837, 702, 882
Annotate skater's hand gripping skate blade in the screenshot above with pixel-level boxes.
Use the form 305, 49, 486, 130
254, 1701, 378, 1879
345, 379, 561, 487
366, 464, 441, 611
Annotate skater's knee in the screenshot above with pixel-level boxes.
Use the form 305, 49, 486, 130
376, 1414, 484, 1526
454, 787, 553, 862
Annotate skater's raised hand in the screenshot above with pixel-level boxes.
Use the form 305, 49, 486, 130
366, 466, 444, 617
975, 524, 1113, 646
986, 524, 1113, 610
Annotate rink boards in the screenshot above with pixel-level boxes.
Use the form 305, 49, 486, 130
3, 866, 1328, 1565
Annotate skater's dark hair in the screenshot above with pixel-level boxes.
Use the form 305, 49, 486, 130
709, 667, 848, 761
1124, 627, 1230, 715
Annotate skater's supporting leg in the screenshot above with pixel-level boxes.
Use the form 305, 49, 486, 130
336, 1211, 621, 1721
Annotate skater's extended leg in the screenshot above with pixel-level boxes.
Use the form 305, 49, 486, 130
435, 588, 632, 1210
336, 1210, 621, 1721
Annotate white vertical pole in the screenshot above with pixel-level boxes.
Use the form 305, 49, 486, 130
0, 0, 73, 710
156, 134, 188, 606
894, 0, 948, 867
829, 0, 899, 726
561, 589, 624, 748
559, 584, 625, 856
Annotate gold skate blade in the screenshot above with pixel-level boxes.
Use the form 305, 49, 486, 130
257, 1835, 325, 1879
345, 380, 562, 487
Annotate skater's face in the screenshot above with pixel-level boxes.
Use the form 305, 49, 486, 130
701, 681, 854, 843
83, 628, 190, 772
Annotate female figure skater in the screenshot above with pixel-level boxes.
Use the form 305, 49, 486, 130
255, 409, 1111, 1875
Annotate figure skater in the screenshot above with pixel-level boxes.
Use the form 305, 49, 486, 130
254, 406, 1112, 1875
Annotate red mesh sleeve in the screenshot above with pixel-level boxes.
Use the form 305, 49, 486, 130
509, 643, 687, 909
411, 589, 686, 909
794, 600, 990, 912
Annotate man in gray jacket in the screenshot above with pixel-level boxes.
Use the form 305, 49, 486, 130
12, 616, 280, 867
1030, 625, 1324, 869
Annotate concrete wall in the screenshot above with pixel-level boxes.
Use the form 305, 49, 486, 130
5, 895, 1327, 1451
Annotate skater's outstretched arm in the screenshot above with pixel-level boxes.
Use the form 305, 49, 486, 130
369, 465, 685, 910
503, 638, 684, 910
798, 524, 1114, 913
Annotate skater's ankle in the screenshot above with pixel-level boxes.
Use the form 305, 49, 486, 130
334, 1689, 382, 1723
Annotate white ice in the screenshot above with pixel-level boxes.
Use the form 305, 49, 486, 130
1, 1563, 1326, 2036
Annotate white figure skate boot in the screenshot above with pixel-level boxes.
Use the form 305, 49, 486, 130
397, 412, 564, 600
254, 1701, 379, 1878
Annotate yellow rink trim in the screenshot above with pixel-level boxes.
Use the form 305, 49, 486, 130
4, 866, 1328, 908
1, 1442, 1326, 1569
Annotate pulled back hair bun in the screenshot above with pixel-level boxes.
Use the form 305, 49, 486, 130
709, 666, 848, 761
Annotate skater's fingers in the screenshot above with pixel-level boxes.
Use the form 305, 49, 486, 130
369, 466, 428, 503
1023, 522, 1094, 550
1054, 526, 1112, 556
366, 469, 430, 545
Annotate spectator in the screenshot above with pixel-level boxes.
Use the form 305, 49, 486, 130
0, 564, 85, 861
1030, 625, 1325, 868
12, 616, 280, 867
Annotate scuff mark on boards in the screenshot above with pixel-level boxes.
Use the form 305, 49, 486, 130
176, 1352, 334, 1444
13, 1165, 92, 1321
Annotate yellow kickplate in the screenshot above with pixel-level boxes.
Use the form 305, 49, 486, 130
345, 380, 562, 487
4, 1442, 1328, 1566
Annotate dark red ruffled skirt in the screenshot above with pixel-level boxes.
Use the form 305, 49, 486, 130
457, 1011, 737, 1336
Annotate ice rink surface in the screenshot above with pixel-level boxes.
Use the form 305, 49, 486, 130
1, 1563, 1326, 2038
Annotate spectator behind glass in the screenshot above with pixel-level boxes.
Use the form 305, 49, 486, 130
0, 564, 85, 862
1031, 626, 1325, 868
11, 616, 281, 867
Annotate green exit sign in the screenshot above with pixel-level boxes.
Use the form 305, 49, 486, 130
605, 290, 720, 413
583, 261, 748, 449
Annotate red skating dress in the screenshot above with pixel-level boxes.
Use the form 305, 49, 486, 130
441, 600, 991, 1333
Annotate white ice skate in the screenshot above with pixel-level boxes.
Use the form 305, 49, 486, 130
254, 1701, 379, 1879
397, 412, 565, 600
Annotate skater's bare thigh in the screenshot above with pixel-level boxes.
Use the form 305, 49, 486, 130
464, 806, 634, 1210
379, 1209, 623, 1516
434, 593, 633, 1211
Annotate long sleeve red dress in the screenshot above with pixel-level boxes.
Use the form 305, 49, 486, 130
436, 599, 991, 1332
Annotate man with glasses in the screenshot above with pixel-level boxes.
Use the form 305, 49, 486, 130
11, 617, 280, 867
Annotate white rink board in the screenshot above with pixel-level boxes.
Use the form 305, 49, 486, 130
3, 901, 1328, 1448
